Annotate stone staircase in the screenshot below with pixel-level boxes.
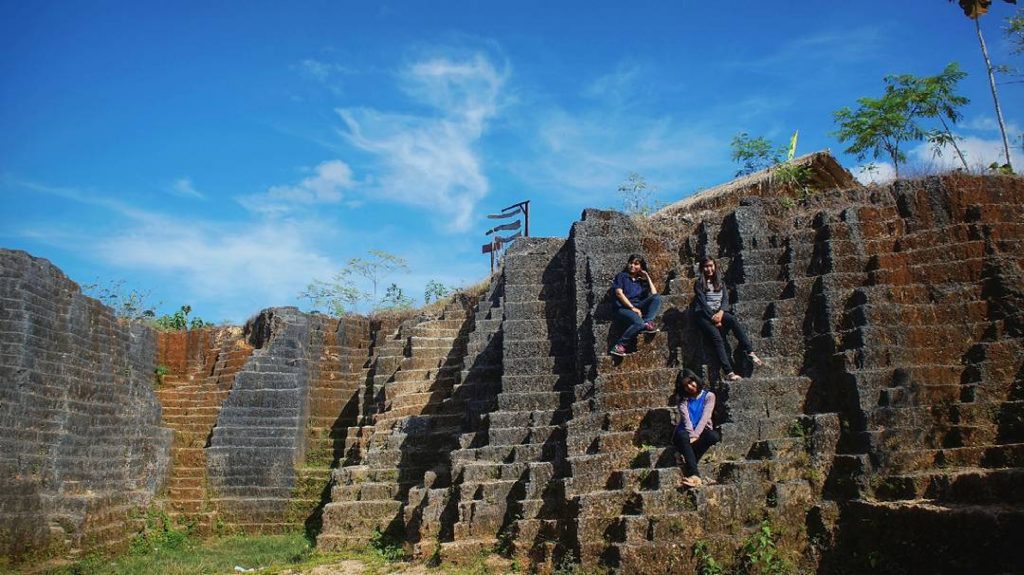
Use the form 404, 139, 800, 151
564, 206, 840, 572
445, 238, 576, 566
318, 297, 483, 551
154, 327, 253, 532
206, 308, 317, 533
291, 316, 374, 536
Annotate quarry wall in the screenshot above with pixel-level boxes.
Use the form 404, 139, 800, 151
0, 250, 172, 563
1, 172, 1022, 574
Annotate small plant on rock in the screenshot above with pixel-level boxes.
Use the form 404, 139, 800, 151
693, 540, 726, 575
154, 365, 169, 385
369, 527, 407, 562
737, 519, 792, 575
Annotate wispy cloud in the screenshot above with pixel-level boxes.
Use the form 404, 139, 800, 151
94, 218, 337, 307
9, 178, 343, 319
513, 66, 726, 205
169, 177, 204, 199
12, 179, 162, 223
336, 51, 508, 232
296, 58, 354, 83
735, 27, 887, 71
583, 61, 652, 107
237, 159, 355, 216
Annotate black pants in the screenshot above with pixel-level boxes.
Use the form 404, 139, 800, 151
695, 311, 753, 374
672, 425, 721, 477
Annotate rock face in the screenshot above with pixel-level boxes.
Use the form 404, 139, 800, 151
154, 326, 255, 530
313, 174, 1023, 574
0, 250, 172, 562
2, 171, 1022, 574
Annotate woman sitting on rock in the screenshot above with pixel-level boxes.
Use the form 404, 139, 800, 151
609, 253, 661, 356
691, 256, 762, 381
672, 368, 720, 488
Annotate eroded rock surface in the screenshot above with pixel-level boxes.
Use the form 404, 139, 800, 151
2, 171, 1022, 575
0, 250, 172, 562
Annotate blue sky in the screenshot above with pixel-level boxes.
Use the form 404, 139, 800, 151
3, 1, 1023, 323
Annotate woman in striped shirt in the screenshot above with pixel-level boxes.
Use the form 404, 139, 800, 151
692, 256, 762, 381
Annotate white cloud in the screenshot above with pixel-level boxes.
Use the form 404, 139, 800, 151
94, 217, 337, 307
336, 52, 508, 232
964, 116, 1001, 132
169, 177, 204, 199
911, 133, 1024, 172
238, 159, 355, 215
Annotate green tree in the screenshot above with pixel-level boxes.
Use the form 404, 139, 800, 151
380, 283, 414, 311
299, 249, 410, 316
730, 132, 784, 176
154, 305, 207, 331
617, 172, 656, 216
424, 280, 452, 305
82, 279, 158, 321
949, 0, 1016, 172
348, 249, 409, 300
1009, 8, 1024, 53
299, 271, 366, 316
833, 63, 969, 177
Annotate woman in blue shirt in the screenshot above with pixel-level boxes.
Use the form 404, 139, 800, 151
672, 368, 720, 488
609, 254, 661, 356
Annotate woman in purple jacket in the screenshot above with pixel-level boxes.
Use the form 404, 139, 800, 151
672, 368, 720, 488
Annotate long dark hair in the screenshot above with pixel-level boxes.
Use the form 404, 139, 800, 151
699, 256, 722, 291
623, 254, 648, 274
674, 368, 704, 400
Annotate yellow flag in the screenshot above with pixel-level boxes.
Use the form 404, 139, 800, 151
787, 130, 799, 162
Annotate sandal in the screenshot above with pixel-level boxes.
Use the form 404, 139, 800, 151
681, 475, 702, 488
724, 372, 742, 381
748, 352, 763, 367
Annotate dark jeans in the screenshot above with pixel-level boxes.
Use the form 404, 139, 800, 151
614, 294, 662, 347
673, 425, 721, 477
695, 311, 753, 374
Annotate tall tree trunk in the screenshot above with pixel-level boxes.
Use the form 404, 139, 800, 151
939, 117, 971, 170
975, 17, 1015, 170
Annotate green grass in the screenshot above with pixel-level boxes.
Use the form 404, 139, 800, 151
43, 532, 341, 575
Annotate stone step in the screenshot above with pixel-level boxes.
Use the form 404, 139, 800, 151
496, 391, 573, 412
872, 467, 1024, 504
451, 442, 556, 465
503, 283, 571, 304
489, 425, 564, 446
863, 423, 1001, 451
502, 355, 575, 376
835, 498, 1024, 575
500, 374, 575, 393
876, 442, 1024, 475
485, 409, 572, 429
